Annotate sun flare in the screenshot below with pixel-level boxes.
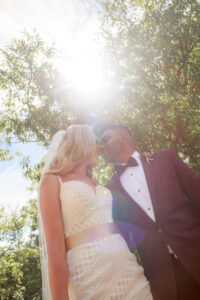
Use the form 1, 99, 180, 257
57, 28, 107, 96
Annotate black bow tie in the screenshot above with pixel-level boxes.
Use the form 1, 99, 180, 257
115, 156, 138, 176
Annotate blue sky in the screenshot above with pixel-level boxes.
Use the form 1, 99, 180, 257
0, 0, 101, 211
0, 142, 45, 210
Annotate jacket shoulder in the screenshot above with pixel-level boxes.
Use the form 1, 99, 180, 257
153, 149, 174, 158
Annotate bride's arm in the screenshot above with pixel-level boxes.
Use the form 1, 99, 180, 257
40, 174, 69, 300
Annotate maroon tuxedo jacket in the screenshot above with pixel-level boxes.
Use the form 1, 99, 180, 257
107, 149, 200, 300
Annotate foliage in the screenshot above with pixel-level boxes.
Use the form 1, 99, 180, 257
1, 5, 200, 175
0, 30, 81, 149
0, 200, 42, 299
97, 0, 200, 173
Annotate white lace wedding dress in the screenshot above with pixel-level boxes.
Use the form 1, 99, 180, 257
58, 178, 153, 300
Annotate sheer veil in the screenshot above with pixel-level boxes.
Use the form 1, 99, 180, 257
37, 130, 65, 300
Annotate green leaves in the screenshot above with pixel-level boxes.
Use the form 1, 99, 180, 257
0, 31, 75, 147
0, 199, 41, 299
97, 0, 200, 172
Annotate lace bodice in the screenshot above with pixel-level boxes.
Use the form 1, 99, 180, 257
59, 179, 113, 238
59, 179, 153, 300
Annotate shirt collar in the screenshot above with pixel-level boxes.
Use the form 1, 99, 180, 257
131, 151, 140, 159
131, 151, 141, 164
116, 151, 140, 166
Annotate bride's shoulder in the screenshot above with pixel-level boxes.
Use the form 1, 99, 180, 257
40, 174, 59, 189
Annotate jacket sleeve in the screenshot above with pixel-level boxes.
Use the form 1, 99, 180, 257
169, 149, 200, 210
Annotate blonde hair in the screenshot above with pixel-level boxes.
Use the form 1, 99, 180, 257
45, 124, 97, 175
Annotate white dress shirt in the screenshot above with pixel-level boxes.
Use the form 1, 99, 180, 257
120, 151, 156, 221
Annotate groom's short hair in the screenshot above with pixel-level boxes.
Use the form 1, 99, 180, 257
101, 124, 132, 137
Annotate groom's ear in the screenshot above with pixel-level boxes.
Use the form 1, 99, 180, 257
122, 134, 131, 145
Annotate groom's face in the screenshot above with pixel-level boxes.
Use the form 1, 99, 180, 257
101, 129, 124, 163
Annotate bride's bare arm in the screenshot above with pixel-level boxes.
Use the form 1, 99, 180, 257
40, 174, 69, 300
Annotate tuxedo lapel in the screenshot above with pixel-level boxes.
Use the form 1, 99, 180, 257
111, 174, 156, 229
140, 154, 159, 223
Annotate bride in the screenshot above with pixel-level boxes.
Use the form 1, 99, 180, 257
39, 124, 153, 300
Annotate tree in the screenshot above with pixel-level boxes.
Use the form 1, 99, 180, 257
0, 30, 113, 181
1, 10, 199, 175
0, 199, 42, 299
97, 0, 200, 172
0, 30, 80, 148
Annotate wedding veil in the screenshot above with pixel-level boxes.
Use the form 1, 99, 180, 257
37, 130, 65, 300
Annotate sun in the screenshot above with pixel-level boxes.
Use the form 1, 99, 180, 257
57, 27, 107, 97
63, 52, 105, 95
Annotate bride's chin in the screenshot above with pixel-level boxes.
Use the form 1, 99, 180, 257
90, 161, 98, 167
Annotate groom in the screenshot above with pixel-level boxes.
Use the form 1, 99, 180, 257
100, 125, 200, 300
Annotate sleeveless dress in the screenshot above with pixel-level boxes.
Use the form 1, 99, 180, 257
59, 178, 153, 300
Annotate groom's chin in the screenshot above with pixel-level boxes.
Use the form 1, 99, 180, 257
103, 154, 116, 164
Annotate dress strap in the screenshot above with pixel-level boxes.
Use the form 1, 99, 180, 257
57, 175, 63, 185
